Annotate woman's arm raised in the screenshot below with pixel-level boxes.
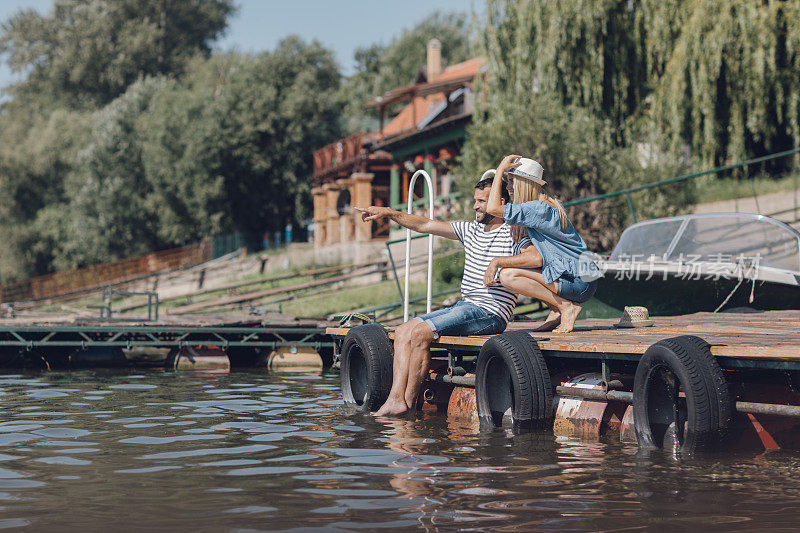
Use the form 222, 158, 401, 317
486, 154, 522, 218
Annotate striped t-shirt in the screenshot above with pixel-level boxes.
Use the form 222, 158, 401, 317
450, 221, 530, 323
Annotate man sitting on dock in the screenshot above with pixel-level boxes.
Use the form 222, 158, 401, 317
354, 178, 533, 416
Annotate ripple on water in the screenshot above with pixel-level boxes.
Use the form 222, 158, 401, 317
139, 444, 276, 460
222, 506, 277, 514
18, 412, 73, 417
0, 469, 25, 479
199, 459, 262, 467
266, 454, 318, 462
291, 430, 334, 439
0, 434, 38, 446
114, 466, 183, 474
292, 474, 360, 481
224, 466, 313, 476
0, 379, 46, 386
107, 417, 173, 424
32, 457, 91, 466
0, 425, 43, 433
0, 518, 31, 529
296, 488, 397, 498
245, 433, 288, 443
37, 440, 99, 447
258, 396, 307, 404
51, 448, 100, 454
31, 428, 91, 439
27, 390, 70, 399
208, 422, 289, 433
0, 479, 44, 489
118, 434, 223, 445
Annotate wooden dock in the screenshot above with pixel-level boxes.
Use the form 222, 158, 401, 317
329, 309, 800, 452
0, 313, 337, 360
327, 309, 800, 368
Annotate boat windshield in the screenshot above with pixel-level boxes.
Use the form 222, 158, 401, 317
610, 214, 800, 272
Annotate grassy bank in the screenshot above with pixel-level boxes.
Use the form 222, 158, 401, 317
281, 277, 461, 320
690, 172, 800, 205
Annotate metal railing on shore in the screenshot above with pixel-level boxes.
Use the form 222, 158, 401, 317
564, 147, 800, 223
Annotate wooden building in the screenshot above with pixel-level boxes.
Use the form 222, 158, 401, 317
310, 40, 485, 262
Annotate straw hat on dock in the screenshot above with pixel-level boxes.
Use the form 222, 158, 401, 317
614, 306, 655, 328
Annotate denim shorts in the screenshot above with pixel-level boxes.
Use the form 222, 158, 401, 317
557, 273, 598, 304
414, 301, 507, 340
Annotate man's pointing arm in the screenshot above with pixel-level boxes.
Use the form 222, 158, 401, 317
353, 206, 457, 240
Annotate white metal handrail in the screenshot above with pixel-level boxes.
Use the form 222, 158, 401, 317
404, 170, 435, 322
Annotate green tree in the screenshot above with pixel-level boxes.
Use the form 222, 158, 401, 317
164, 39, 342, 244
51, 77, 169, 269
647, 0, 800, 166
0, 105, 91, 280
125, 38, 342, 256
0, 0, 235, 107
481, 0, 800, 167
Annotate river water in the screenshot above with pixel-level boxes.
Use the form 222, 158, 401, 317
0, 368, 799, 531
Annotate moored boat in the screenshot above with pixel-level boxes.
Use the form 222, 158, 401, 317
590, 213, 800, 316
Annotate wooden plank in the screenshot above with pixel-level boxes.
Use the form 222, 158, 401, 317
711, 345, 800, 360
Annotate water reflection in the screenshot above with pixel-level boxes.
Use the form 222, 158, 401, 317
0, 369, 798, 530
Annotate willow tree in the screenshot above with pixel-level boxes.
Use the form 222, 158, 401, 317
481, 0, 800, 168
648, 0, 800, 166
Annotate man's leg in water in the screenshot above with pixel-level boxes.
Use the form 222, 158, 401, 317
401, 321, 435, 409
499, 268, 582, 333
374, 320, 434, 416
374, 320, 414, 416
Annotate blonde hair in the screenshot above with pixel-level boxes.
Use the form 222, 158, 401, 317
510, 178, 570, 242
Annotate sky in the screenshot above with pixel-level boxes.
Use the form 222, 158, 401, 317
0, 0, 483, 90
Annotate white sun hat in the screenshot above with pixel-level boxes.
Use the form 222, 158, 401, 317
506, 157, 546, 186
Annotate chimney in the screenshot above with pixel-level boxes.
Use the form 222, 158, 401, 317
427, 39, 441, 83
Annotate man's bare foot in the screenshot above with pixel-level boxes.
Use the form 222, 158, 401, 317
532, 310, 561, 332
374, 398, 410, 417
553, 302, 582, 333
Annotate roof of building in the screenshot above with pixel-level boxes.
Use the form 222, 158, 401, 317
379, 94, 446, 138
366, 56, 485, 108
373, 57, 485, 140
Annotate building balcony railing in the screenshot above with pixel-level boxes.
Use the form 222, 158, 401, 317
312, 132, 366, 181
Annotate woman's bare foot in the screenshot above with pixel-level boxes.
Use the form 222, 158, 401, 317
374, 398, 410, 417
532, 310, 561, 332
553, 302, 582, 333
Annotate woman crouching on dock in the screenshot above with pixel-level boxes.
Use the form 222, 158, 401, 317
484, 155, 599, 333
